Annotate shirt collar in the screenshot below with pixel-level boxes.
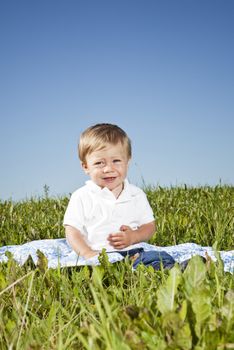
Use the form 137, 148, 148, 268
85, 179, 132, 202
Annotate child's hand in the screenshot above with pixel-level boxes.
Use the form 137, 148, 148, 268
107, 225, 133, 249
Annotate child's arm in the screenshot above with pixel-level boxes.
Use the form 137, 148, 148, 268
107, 221, 155, 250
65, 225, 99, 259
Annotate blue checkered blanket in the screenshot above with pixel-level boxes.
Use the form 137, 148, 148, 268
0, 239, 233, 273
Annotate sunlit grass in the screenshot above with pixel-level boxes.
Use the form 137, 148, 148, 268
0, 185, 233, 349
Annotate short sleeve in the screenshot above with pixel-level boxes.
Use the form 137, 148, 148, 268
63, 192, 85, 234
137, 190, 155, 225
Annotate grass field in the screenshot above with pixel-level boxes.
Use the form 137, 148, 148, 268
0, 185, 233, 349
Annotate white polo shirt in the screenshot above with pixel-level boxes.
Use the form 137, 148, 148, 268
63, 179, 155, 252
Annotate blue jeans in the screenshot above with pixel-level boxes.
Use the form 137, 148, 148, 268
117, 248, 175, 270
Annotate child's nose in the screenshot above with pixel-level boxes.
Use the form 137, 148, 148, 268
103, 162, 114, 172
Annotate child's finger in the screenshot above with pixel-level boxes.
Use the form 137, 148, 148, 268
108, 233, 123, 241
109, 236, 124, 244
112, 242, 125, 249
110, 237, 123, 244
108, 238, 120, 246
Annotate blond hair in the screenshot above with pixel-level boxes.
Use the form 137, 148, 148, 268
78, 123, 132, 163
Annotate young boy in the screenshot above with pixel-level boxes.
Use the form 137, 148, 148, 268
63, 123, 175, 270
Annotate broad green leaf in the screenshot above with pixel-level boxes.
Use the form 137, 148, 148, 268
92, 266, 105, 287
174, 323, 192, 350
183, 255, 207, 298
6, 319, 16, 333
157, 265, 182, 314
221, 290, 234, 334
162, 311, 192, 349
221, 290, 234, 321
141, 332, 167, 350
192, 289, 212, 338
36, 249, 48, 272
179, 299, 188, 322
0, 271, 7, 289
98, 248, 111, 269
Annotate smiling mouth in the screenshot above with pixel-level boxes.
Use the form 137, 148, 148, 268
103, 177, 116, 181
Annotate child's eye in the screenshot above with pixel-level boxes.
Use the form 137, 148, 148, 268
113, 159, 121, 163
94, 161, 103, 166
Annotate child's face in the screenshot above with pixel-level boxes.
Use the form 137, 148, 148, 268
82, 142, 130, 193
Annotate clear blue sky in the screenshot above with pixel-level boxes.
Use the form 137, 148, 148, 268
0, 0, 233, 201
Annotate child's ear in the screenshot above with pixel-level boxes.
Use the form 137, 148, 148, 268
81, 162, 89, 175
